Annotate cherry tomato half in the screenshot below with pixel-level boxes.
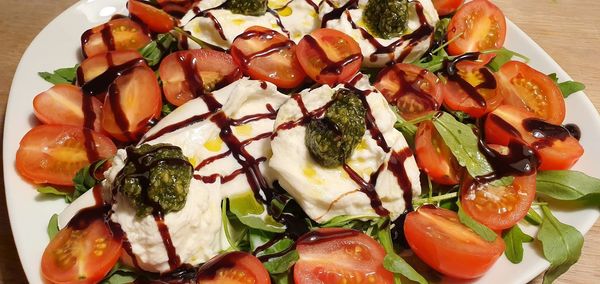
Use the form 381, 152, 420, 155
77, 50, 144, 86
128, 0, 175, 33
447, 0, 507, 55
432, 0, 464, 16
415, 121, 461, 185
196, 251, 271, 284
81, 18, 151, 58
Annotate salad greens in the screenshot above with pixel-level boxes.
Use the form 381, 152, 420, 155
139, 33, 178, 67
502, 224, 534, 264
536, 170, 600, 204
548, 73, 586, 98
37, 159, 106, 203
457, 201, 498, 242
38, 64, 78, 85
46, 214, 59, 240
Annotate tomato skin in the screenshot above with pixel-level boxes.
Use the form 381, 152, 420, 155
296, 28, 363, 86
33, 84, 103, 132
159, 49, 242, 106
374, 63, 442, 120
484, 105, 584, 170
415, 121, 461, 185
128, 0, 175, 33
16, 125, 117, 186
447, 0, 507, 55
294, 228, 393, 284
461, 173, 536, 230
102, 66, 162, 142
432, 0, 464, 16
77, 51, 144, 86
196, 252, 271, 284
497, 61, 565, 125
41, 218, 122, 284
82, 18, 151, 58
231, 26, 306, 89
404, 207, 505, 279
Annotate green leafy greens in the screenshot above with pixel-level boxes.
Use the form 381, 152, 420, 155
38, 64, 79, 85
502, 224, 534, 264
47, 214, 60, 240
548, 73, 586, 98
536, 170, 600, 204
37, 160, 107, 203
377, 219, 428, 284
457, 201, 497, 242
139, 33, 178, 67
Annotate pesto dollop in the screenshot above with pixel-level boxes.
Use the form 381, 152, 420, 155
226, 0, 268, 16
306, 88, 366, 167
363, 0, 409, 39
115, 144, 193, 217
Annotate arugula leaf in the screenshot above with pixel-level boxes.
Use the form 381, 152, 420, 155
457, 201, 497, 242
414, 48, 450, 73
536, 170, 600, 204
71, 160, 106, 202
100, 263, 137, 284
432, 112, 493, 178
502, 224, 534, 264
548, 73, 586, 98
484, 48, 529, 72
525, 208, 543, 226
228, 192, 285, 233
38, 64, 79, 85
377, 218, 427, 284
271, 273, 290, 284
47, 214, 60, 240
37, 186, 69, 198
139, 33, 178, 67
321, 215, 377, 228
262, 250, 299, 274
537, 205, 584, 284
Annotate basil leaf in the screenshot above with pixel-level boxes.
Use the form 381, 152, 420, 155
547, 73, 586, 98
262, 250, 299, 274
457, 201, 497, 242
538, 205, 584, 284
536, 170, 600, 204
377, 218, 427, 284
229, 192, 285, 233
433, 112, 493, 177
139, 33, 178, 67
47, 214, 60, 240
38, 64, 79, 85
502, 224, 533, 264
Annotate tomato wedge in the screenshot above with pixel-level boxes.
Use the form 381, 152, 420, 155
497, 61, 566, 125
82, 18, 151, 58
33, 84, 103, 132
294, 228, 393, 284
128, 0, 175, 33
159, 49, 242, 106
196, 252, 270, 284
461, 173, 536, 230
231, 26, 306, 89
415, 121, 461, 185
41, 216, 122, 284
404, 206, 505, 279
77, 51, 144, 87
374, 63, 442, 120
484, 105, 584, 170
296, 28, 363, 86
16, 125, 117, 186
102, 66, 162, 142
447, 0, 506, 55
432, 0, 464, 16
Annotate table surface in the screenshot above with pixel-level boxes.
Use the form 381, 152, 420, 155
1, 0, 599, 283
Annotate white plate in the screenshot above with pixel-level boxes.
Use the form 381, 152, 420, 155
4, 1, 600, 283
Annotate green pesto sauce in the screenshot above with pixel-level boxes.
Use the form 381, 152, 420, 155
117, 144, 193, 217
226, 0, 268, 16
306, 88, 367, 168
363, 0, 409, 39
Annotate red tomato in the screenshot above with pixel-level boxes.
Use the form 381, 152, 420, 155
102, 66, 162, 142
415, 121, 461, 185
157, 0, 194, 18
432, 0, 464, 16
41, 217, 122, 284
296, 28, 363, 86
16, 125, 117, 186
196, 252, 270, 284
443, 62, 503, 118
294, 228, 393, 284
231, 26, 306, 89
497, 61, 565, 125
33, 84, 103, 132
447, 0, 507, 55
128, 0, 175, 33
484, 105, 584, 170
159, 49, 242, 106
461, 173, 536, 230
77, 51, 144, 86
82, 18, 151, 58
374, 63, 442, 120
404, 206, 505, 279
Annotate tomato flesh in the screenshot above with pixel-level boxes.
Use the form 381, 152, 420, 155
415, 121, 461, 185
197, 252, 270, 284
128, 0, 175, 33
294, 228, 393, 284
432, 0, 464, 16
447, 0, 507, 55
77, 51, 144, 86
82, 18, 151, 58
404, 207, 505, 279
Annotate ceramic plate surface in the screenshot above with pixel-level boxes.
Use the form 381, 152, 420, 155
4, 1, 599, 283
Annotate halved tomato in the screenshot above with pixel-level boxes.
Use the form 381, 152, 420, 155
102, 66, 162, 142
41, 216, 122, 284
497, 61, 565, 125
461, 173, 536, 230
447, 0, 506, 55
443, 61, 503, 118
16, 125, 117, 186
77, 51, 144, 88
81, 18, 151, 58
33, 84, 103, 132
432, 0, 464, 16
484, 105, 584, 170
374, 63, 442, 120
196, 252, 270, 284
294, 228, 393, 284
157, 0, 195, 18
404, 206, 505, 279
415, 121, 461, 185
231, 26, 306, 89
296, 28, 363, 86
159, 49, 242, 106
128, 0, 175, 33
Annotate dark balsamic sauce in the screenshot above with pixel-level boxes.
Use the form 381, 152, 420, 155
523, 117, 572, 149
387, 148, 416, 212
231, 29, 294, 70
154, 211, 182, 270
379, 66, 437, 112
296, 228, 360, 245
477, 139, 538, 183
301, 35, 362, 82
443, 52, 494, 108
79, 56, 145, 96
343, 164, 390, 216
267, 9, 290, 37
321, 0, 359, 28
564, 123, 581, 140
